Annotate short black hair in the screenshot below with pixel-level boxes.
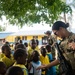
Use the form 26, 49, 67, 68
1, 44, 11, 53
13, 48, 27, 60
41, 47, 46, 53
24, 42, 28, 47
31, 39, 36, 44
6, 66, 23, 75
52, 21, 69, 30
32, 50, 39, 56
16, 43, 26, 50
44, 31, 51, 35
46, 45, 51, 52
5, 41, 10, 46
46, 45, 51, 50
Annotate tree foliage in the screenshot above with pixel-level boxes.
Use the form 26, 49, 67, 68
0, 0, 72, 27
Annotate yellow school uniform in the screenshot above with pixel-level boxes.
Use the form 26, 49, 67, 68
40, 55, 50, 74
40, 55, 50, 64
28, 46, 40, 57
1, 54, 15, 68
13, 64, 28, 75
0, 53, 4, 59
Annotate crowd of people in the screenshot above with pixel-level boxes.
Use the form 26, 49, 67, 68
0, 21, 75, 75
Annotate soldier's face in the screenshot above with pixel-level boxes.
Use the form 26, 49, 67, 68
53, 27, 65, 38
53, 30, 59, 36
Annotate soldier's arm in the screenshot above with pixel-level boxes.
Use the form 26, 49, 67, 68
68, 33, 75, 50
36, 59, 59, 70
45, 59, 59, 68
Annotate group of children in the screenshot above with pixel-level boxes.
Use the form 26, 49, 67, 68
0, 39, 56, 75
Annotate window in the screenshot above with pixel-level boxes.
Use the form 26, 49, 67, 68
42, 36, 48, 45
22, 36, 27, 40
33, 36, 38, 39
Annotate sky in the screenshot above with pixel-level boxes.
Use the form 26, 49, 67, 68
5, 24, 51, 32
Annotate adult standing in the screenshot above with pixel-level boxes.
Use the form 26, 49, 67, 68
37, 21, 75, 75
44, 31, 56, 60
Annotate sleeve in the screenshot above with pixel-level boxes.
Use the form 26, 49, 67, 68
23, 68, 28, 75
49, 54, 53, 61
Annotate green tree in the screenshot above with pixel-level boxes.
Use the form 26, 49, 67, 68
0, 0, 72, 27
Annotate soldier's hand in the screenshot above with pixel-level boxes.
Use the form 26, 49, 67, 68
36, 64, 47, 70
69, 42, 75, 50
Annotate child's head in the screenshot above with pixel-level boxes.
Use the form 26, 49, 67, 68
46, 45, 51, 52
15, 43, 26, 51
31, 51, 40, 62
0, 61, 6, 75
13, 48, 28, 65
6, 66, 23, 75
30, 39, 37, 49
24, 42, 28, 47
5, 41, 10, 46
14, 42, 19, 50
41, 47, 47, 57
1, 44, 11, 57
18, 40, 23, 44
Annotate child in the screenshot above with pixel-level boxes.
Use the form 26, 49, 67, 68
13, 48, 28, 75
0, 44, 9, 59
6, 66, 23, 75
46, 45, 53, 62
12, 43, 26, 55
28, 39, 40, 59
40, 47, 50, 75
46, 45, 56, 75
0, 61, 6, 75
1, 44, 15, 68
28, 51, 41, 75
15, 43, 26, 50
24, 42, 28, 51
0, 48, 4, 59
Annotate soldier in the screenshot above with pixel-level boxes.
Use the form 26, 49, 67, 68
44, 30, 56, 60
37, 21, 75, 75
44, 31, 52, 45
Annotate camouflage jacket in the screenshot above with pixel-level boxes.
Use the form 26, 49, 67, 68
59, 32, 75, 70
47, 35, 56, 46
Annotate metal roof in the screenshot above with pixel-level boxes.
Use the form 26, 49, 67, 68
0, 32, 14, 39
11, 30, 50, 36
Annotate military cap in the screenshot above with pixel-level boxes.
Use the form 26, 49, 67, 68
44, 30, 52, 35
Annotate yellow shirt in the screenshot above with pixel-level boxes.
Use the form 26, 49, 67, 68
40, 55, 50, 65
13, 64, 28, 75
1, 54, 15, 68
0, 53, 4, 59
40, 55, 50, 74
28, 46, 40, 58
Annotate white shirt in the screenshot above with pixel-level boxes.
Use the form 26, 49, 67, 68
29, 61, 41, 75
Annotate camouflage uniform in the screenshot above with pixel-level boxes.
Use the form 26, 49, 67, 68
45, 31, 57, 60
47, 35, 56, 60
59, 32, 75, 74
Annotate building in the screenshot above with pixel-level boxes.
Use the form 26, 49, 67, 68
8, 30, 50, 45
0, 31, 14, 46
